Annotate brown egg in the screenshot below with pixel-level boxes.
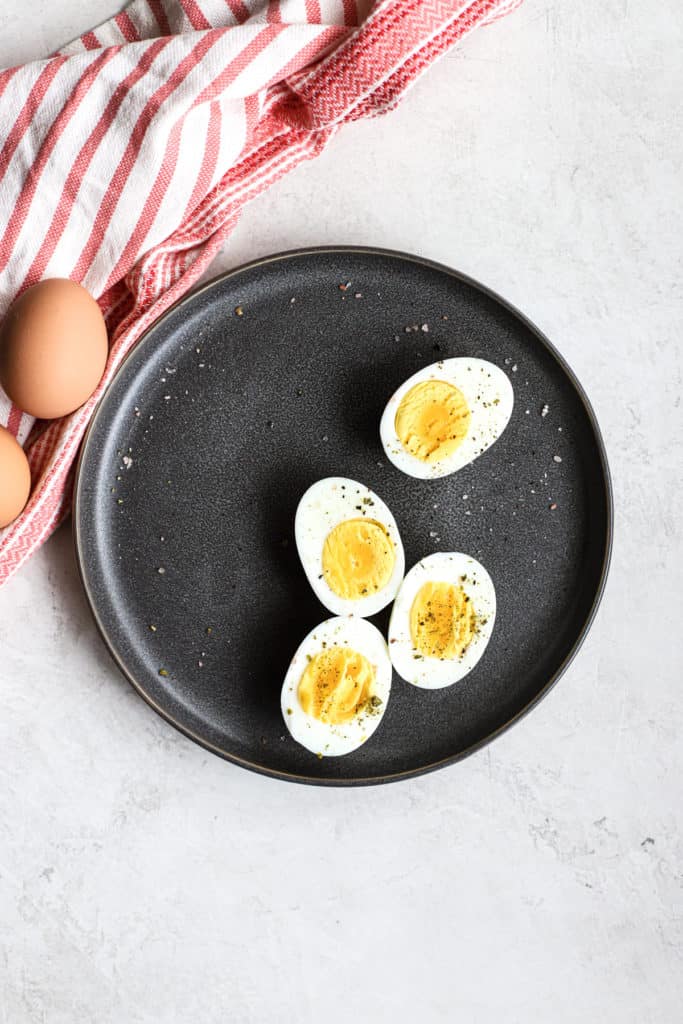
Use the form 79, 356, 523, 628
0, 278, 108, 419
0, 424, 31, 529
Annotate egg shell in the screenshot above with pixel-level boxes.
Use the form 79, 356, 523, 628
0, 425, 31, 529
295, 477, 405, 617
380, 357, 514, 479
388, 552, 497, 689
281, 617, 392, 757
0, 279, 108, 420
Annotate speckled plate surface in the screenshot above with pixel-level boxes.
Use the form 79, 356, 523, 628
74, 247, 612, 785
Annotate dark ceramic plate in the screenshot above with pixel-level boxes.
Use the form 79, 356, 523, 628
74, 247, 612, 785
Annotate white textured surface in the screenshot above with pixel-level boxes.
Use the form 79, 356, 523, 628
1, 3, 682, 1021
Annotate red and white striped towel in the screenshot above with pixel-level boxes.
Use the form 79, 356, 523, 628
0, 0, 521, 586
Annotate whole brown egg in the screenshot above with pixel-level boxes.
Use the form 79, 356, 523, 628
0, 424, 31, 529
0, 279, 108, 419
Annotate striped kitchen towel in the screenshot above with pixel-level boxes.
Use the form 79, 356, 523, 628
0, 0, 522, 586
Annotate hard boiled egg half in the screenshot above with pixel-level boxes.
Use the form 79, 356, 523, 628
281, 617, 392, 756
388, 552, 496, 689
380, 358, 513, 479
295, 477, 405, 617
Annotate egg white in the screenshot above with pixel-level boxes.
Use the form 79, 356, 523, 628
388, 552, 496, 689
281, 617, 392, 756
295, 477, 405, 617
379, 357, 513, 479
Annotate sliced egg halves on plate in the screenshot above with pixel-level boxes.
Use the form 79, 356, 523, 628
295, 477, 405, 617
380, 357, 513, 479
281, 617, 392, 757
388, 552, 496, 689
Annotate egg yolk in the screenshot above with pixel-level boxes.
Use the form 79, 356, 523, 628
322, 518, 395, 600
395, 380, 470, 463
298, 646, 376, 725
410, 581, 476, 660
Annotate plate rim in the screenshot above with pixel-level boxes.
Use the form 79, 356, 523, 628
73, 245, 614, 787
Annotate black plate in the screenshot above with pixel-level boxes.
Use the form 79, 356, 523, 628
74, 247, 612, 785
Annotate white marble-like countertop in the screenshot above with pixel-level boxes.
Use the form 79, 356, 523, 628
1, 2, 681, 1021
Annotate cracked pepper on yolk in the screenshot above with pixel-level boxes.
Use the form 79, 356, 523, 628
410, 581, 476, 659
322, 518, 395, 600
395, 379, 470, 463
298, 646, 376, 724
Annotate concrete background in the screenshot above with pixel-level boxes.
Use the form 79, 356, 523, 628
1, 2, 681, 1021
